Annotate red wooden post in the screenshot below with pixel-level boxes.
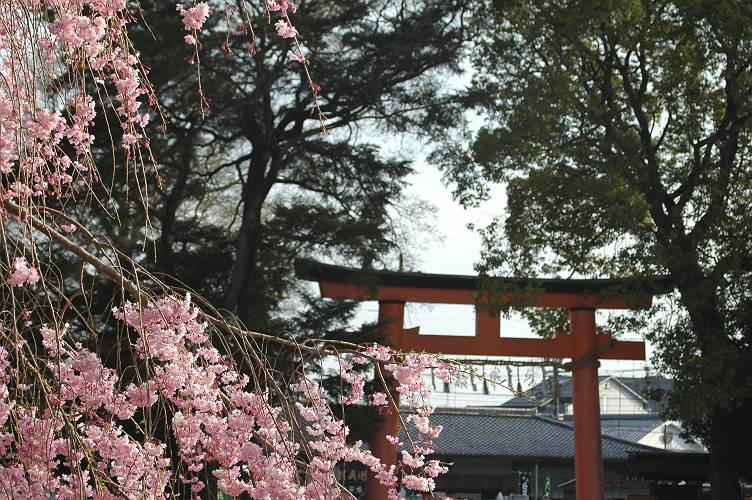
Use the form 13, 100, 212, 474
366, 301, 405, 500
570, 308, 604, 500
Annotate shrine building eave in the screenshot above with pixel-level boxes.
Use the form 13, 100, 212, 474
295, 259, 674, 310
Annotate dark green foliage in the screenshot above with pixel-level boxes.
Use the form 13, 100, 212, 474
80, 0, 467, 328
437, 0, 752, 497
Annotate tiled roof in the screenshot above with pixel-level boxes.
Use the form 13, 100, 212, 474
619, 375, 673, 396
499, 376, 576, 406
406, 408, 657, 462
617, 376, 673, 412
500, 375, 674, 411
597, 414, 664, 443
499, 395, 544, 408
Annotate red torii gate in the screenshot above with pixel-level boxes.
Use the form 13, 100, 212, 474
296, 260, 672, 500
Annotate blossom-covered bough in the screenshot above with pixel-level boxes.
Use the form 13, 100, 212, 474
0, 1, 459, 498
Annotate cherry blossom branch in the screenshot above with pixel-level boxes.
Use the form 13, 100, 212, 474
0, 1, 456, 496
1, 200, 396, 358
266, 1, 328, 129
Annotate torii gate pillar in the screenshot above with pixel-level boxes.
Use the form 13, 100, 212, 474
570, 308, 604, 499
365, 301, 404, 500
367, 304, 609, 500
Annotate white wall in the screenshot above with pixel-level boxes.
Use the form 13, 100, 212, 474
599, 379, 647, 414
564, 378, 647, 415
638, 422, 707, 452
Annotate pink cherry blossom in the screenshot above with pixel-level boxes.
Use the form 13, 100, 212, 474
267, 0, 297, 13
274, 20, 298, 38
126, 382, 158, 407
7, 257, 39, 287
373, 391, 388, 405
386, 434, 403, 446
0, 1, 451, 496
402, 474, 434, 492
177, 2, 210, 31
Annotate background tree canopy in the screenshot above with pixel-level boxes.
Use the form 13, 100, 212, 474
437, 0, 752, 497
74, 0, 467, 333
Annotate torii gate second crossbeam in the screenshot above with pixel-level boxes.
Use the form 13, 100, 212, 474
296, 259, 673, 500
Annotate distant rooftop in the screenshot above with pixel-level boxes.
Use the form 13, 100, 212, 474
407, 407, 659, 462
501, 374, 673, 412
599, 414, 668, 443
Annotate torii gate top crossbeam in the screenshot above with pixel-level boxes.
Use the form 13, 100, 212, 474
296, 259, 673, 310
295, 259, 673, 360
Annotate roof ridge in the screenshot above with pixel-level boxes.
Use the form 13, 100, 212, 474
599, 413, 663, 420
603, 376, 649, 403
417, 406, 539, 417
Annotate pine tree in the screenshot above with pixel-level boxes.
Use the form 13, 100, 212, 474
81, 0, 467, 334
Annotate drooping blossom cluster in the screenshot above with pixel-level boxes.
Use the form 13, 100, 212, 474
114, 295, 280, 495
339, 357, 366, 404
275, 20, 298, 39
111, 295, 456, 497
288, 344, 459, 500
177, 2, 210, 45
0, 0, 325, 207
6, 257, 40, 287
0, 330, 171, 497
0, 0, 452, 497
367, 344, 458, 494
263, 0, 324, 120
0, 0, 156, 211
0, 294, 455, 497
266, 0, 308, 65
291, 377, 400, 498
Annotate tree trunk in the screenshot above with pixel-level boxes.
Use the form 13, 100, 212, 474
157, 136, 193, 276
669, 256, 741, 499
222, 150, 273, 328
709, 412, 742, 500
232, 198, 265, 328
